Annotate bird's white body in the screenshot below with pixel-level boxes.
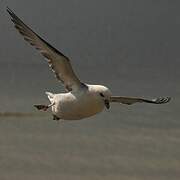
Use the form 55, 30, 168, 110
47, 85, 112, 120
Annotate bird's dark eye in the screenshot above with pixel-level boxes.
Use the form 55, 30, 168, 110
100, 93, 104, 97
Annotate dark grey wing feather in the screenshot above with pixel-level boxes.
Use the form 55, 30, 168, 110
7, 7, 84, 91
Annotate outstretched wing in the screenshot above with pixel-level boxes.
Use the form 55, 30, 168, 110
7, 7, 85, 92
110, 96, 171, 105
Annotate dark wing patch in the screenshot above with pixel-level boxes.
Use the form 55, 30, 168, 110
142, 97, 171, 104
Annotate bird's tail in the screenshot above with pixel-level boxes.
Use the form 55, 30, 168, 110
45, 92, 54, 102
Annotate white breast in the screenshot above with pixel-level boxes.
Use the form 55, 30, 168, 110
51, 91, 105, 120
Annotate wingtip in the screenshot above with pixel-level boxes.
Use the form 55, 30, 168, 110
155, 97, 171, 104
6, 6, 14, 17
6, 6, 11, 13
163, 97, 171, 103
166, 97, 171, 103
6, 7, 17, 18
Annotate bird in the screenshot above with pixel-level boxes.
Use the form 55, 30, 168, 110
7, 7, 171, 121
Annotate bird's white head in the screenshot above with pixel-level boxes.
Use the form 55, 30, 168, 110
88, 85, 112, 109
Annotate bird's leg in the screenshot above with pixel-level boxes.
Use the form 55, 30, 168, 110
34, 102, 55, 111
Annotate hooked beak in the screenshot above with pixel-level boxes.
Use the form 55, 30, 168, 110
104, 99, 110, 109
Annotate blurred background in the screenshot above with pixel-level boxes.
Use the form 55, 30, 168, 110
0, 0, 179, 179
